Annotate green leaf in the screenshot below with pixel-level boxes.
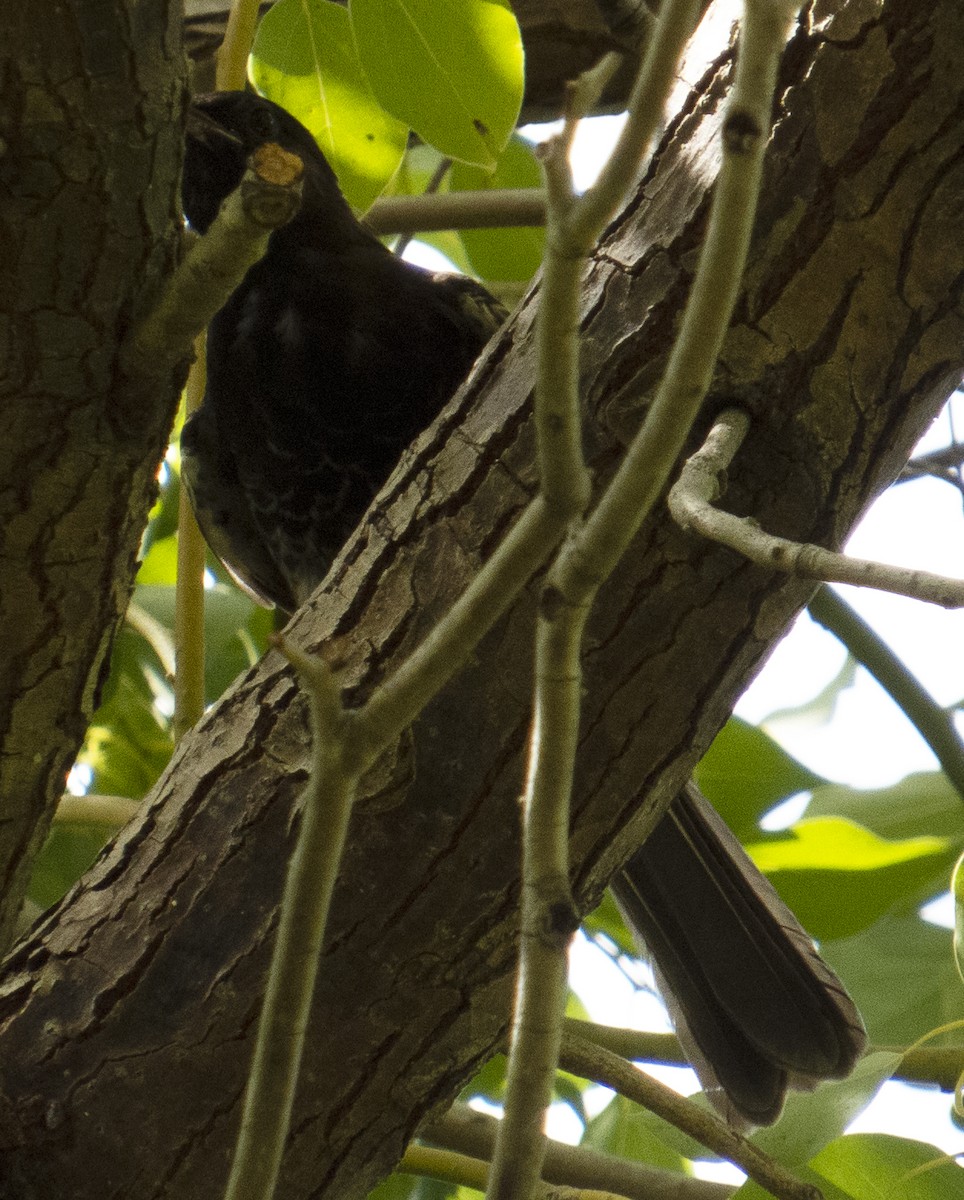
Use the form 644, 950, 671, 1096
135, 584, 266, 705
808, 772, 964, 843
252, 0, 409, 211
582, 1093, 686, 1174
369, 1172, 456, 1200
78, 619, 175, 800
137, 534, 179, 586
695, 718, 825, 841
450, 136, 545, 281
812, 1132, 964, 1199
751, 1051, 900, 1167
459, 1054, 507, 1105
747, 817, 953, 939
583, 889, 638, 958
350, 0, 523, 168
822, 914, 958, 1044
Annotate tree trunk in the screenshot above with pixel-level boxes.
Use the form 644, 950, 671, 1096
0, 2, 962, 1197
0, 3, 187, 951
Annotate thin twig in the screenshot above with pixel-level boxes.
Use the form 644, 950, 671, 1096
487, 7, 715, 1200
561, 1036, 821, 1200
367, 188, 546, 235
427, 1106, 734, 1200
216, 0, 261, 91
567, 0, 801, 595
173, 334, 209, 741
223, 639, 360, 1200
389, 156, 452, 256
127, 145, 303, 376
668, 409, 964, 608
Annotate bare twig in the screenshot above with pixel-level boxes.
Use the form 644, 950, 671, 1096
216, 0, 261, 90
127, 145, 303, 375
173, 334, 209, 741
427, 1106, 734, 1200
669, 409, 964, 607
561, 1035, 821, 1200
223, 638, 360, 1200
366, 188, 547, 235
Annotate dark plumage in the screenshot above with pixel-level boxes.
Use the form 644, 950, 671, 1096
181, 91, 505, 612
180, 92, 865, 1127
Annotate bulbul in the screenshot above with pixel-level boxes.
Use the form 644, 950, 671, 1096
181, 91, 866, 1127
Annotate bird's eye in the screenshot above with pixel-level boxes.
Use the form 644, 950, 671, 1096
246, 107, 276, 143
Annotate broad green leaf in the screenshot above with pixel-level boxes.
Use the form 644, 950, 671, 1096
812, 1132, 964, 1199
821, 914, 958, 1044
695, 718, 825, 841
747, 817, 953, 939
252, 0, 408, 211
137, 533, 179, 586
369, 1172, 456, 1200
583, 1094, 687, 1174
808, 772, 964, 843
451, 136, 545, 281
734, 1177, 853, 1200
554, 1072, 589, 1126
459, 1053, 507, 1104
350, 0, 524, 168
78, 621, 174, 799
751, 1051, 900, 1167
136, 583, 267, 704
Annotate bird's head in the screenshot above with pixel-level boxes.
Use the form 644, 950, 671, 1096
182, 91, 356, 240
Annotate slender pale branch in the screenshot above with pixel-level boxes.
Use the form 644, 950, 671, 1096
173, 334, 209, 741
349, 498, 565, 773
223, 639, 360, 1200
127, 145, 303, 376
486, 6, 711, 1199
366, 188, 546, 235
565, 0, 800, 599
216, 0, 261, 91
567, 0, 704, 247
669, 409, 964, 607
54, 794, 141, 826
427, 1106, 734, 1200
486, 590, 584, 1200
560, 1036, 820, 1200
400, 1143, 491, 1193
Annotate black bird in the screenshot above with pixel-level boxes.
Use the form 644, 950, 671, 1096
181, 91, 865, 1127
181, 91, 506, 613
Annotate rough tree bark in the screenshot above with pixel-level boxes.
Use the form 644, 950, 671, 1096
0, 2, 962, 1199
0, 4, 187, 952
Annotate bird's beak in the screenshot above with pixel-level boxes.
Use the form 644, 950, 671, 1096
185, 105, 245, 150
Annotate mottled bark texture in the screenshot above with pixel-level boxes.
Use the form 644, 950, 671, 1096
0, 7, 187, 951
1, 1, 963, 1198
